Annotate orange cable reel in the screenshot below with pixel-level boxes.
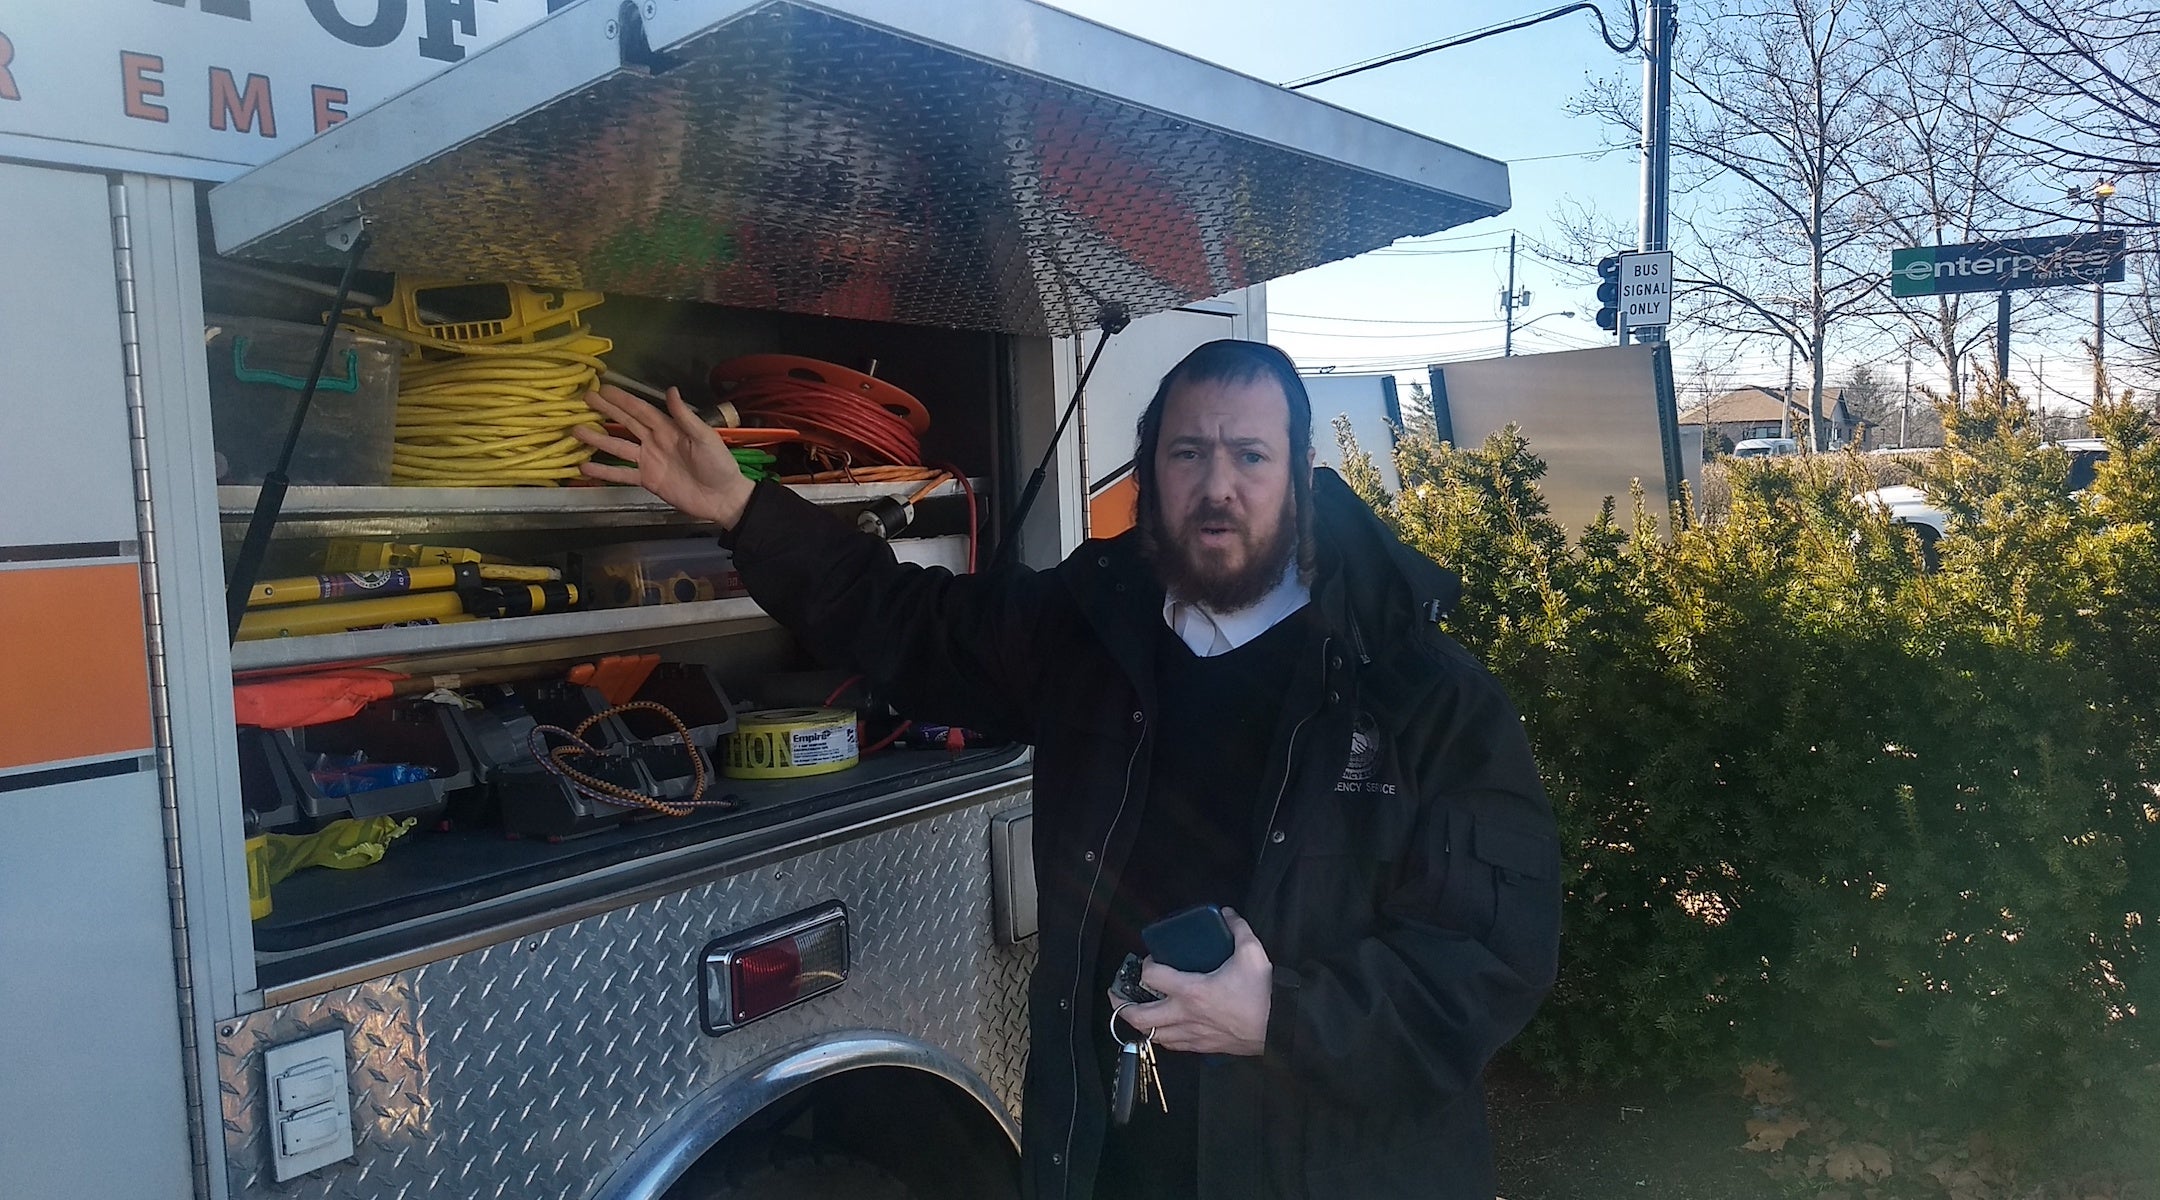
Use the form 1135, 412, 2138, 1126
708, 354, 932, 469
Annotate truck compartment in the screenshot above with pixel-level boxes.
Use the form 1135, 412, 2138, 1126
204, 260, 1023, 988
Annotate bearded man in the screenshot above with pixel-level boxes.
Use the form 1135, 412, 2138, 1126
575, 339, 1560, 1200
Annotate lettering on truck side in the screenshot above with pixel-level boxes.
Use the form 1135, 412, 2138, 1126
1, 2, 569, 170
150, 0, 554, 65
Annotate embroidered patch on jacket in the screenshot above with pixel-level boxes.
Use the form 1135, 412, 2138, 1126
1340, 711, 1382, 782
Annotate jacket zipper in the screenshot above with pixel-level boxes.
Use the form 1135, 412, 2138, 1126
1061, 719, 1147, 1195
1255, 636, 1332, 864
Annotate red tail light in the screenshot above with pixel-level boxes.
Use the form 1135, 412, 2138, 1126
699, 902, 849, 1035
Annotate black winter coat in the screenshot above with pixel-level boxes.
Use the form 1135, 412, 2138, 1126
726, 469, 1561, 1200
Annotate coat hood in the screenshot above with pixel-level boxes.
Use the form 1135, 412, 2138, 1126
1309, 466, 1461, 660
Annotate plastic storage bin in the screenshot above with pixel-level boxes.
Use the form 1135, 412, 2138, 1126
579, 539, 745, 609
239, 700, 476, 832
207, 315, 399, 485
624, 662, 738, 751
451, 682, 660, 840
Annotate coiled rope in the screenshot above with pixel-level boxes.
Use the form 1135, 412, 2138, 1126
526, 700, 735, 817
345, 316, 607, 487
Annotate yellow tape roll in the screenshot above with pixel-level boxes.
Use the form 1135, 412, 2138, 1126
723, 708, 860, 780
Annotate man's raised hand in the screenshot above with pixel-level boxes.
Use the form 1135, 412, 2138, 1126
573, 384, 756, 529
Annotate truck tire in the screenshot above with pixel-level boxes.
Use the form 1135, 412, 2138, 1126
687, 1152, 918, 1200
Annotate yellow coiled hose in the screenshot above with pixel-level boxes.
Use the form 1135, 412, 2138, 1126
343, 318, 606, 487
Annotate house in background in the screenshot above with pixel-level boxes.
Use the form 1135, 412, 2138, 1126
1679, 386, 1872, 453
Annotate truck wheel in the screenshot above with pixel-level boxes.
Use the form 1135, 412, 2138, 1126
688, 1152, 918, 1200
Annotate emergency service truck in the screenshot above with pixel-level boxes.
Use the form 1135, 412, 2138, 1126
0, 3, 1510, 1196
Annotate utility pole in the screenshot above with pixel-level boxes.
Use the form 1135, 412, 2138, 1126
1635, 0, 1675, 343
1504, 232, 1518, 357
1901, 354, 1911, 448
1996, 291, 2011, 391
2093, 180, 2114, 405
1782, 338, 1795, 441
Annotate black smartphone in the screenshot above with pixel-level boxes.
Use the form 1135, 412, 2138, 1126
1140, 903, 1235, 974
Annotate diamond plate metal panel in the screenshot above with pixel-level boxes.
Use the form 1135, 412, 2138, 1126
219, 787, 1034, 1199
215, 3, 1500, 336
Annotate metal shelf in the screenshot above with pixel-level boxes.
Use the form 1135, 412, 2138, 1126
228, 596, 775, 673
219, 479, 969, 517
216, 480, 979, 538
224, 534, 970, 674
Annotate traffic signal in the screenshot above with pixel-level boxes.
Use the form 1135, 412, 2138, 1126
1595, 255, 1621, 331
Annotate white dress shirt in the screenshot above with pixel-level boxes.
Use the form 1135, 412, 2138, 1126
1161, 561, 1311, 657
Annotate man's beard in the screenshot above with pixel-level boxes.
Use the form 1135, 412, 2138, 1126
1141, 490, 1300, 612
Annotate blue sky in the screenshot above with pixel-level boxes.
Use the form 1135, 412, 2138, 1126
1042, 1, 1661, 375
1041, 0, 2113, 410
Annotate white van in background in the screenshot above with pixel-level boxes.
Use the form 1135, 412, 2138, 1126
1733, 437, 1801, 458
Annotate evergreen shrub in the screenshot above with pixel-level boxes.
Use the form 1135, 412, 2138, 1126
1334, 391, 2160, 1165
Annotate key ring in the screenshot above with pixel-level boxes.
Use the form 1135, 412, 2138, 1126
1109, 1001, 1151, 1044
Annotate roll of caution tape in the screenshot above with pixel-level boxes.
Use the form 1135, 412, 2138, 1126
723, 708, 860, 780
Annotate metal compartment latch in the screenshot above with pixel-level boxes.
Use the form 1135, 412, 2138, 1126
990, 805, 1037, 943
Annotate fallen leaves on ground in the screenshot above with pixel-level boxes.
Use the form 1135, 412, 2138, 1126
1742, 1061, 1798, 1105
1744, 1112, 1811, 1152
1823, 1142, 1894, 1184
1727, 1063, 2137, 1200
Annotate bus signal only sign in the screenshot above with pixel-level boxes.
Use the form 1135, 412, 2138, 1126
1890, 232, 2125, 298
1618, 251, 1673, 327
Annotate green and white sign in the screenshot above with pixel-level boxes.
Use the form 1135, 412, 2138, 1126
1891, 232, 2126, 298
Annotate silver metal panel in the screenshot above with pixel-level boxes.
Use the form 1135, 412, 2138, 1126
228, 594, 773, 672
208, 0, 1507, 337
215, 478, 975, 520
1432, 344, 1685, 536
1077, 305, 1240, 495
1305, 373, 1404, 494
0, 771, 196, 1200
219, 787, 1037, 1199
119, 172, 252, 1200
0, 163, 139, 548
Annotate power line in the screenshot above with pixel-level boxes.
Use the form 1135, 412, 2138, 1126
1275, 327, 1508, 340
1284, 2, 1641, 90
1299, 344, 1513, 372
1271, 310, 1507, 325
1365, 244, 1515, 257
1392, 226, 1522, 246
1508, 145, 1632, 163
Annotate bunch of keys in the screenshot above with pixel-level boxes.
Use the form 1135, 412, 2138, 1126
1109, 1002, 1167, 1126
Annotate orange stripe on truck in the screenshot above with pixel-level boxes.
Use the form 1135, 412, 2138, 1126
1088, 474, 1139, 540
0, 563, 153, 771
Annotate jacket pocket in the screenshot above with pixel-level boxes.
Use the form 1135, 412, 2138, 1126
1465, 812, 1561, 984
1471, 817, 1557, 884
1442, 811, 1557, 939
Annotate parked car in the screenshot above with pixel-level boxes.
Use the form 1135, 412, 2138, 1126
1855, 438, 2107, 569
1733, 437, 1801, 458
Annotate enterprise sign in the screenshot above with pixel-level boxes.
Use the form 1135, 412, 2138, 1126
1890, 232, 2126, 298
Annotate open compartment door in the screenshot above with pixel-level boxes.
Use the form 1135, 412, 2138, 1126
209, 0, 1509, 336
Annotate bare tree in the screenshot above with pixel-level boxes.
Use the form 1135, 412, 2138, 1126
1859, 0, 2047, 399
1573, 0, 1905, 449
1945, 0, 2160, 387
